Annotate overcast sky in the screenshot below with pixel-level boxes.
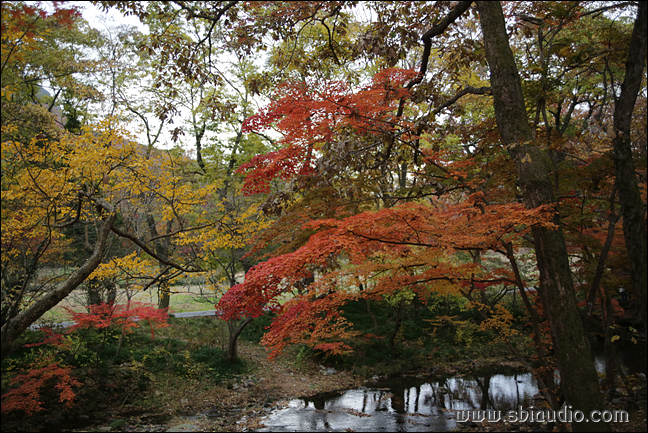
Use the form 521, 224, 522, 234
74, 1, 148, 33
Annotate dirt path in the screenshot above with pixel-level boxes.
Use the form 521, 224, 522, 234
102, 342, 362, 432
188, 343, 361, 431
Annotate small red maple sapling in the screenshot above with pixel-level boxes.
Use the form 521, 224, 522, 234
1, 302, 169, 416
1, 354, 81, 416
65, 302, 170, 339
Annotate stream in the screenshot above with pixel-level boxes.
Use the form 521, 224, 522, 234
14, 344, 644, 432
256, 369, 539, 432
256, 344, 647, 432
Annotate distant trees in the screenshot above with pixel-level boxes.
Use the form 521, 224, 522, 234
1, 2, 256, 359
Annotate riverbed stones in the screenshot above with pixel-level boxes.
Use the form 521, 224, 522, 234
166, 423, 201, 432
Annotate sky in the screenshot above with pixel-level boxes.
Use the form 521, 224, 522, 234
71, 2, 261, 153
73, 1, 148, 33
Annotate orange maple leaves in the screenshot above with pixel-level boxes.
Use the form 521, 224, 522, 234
0, 356, 81, 416
238, 68, 417, 194
219, 197, 554, 359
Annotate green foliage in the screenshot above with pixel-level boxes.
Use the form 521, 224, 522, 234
427, 293, 470, 316
326, 298, 506, 376
191, 346, 245, 380
109, 419, 128, 430
294, 345, 316, 369
240, 311, 275, 343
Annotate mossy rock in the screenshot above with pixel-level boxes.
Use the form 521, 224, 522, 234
109, 418, 127, 431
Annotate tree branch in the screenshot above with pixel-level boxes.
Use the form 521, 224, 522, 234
110, 225, 201, 273
409, 1, 474, 90
171, 1, 237, 24
2, 212, 117, 360
433, 86, 491, 116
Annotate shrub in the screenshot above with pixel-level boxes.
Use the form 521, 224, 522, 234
1, 354, 81, 416
1, 302, 169, 416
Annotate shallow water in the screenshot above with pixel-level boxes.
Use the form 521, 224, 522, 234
258, 342, 647, 432
257, 370, 539, 432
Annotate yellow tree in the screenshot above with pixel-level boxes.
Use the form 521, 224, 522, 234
0, 5, 233, 357
1, 115, 234, 358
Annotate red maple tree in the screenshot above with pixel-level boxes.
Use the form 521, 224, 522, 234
220, 194, 554, 359
238, 68, 417, 194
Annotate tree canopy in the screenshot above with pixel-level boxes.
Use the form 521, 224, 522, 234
2, 2, 646, 429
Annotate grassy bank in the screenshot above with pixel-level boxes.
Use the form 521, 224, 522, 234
2, 297, 646, 432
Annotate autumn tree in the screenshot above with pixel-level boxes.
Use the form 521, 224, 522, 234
476, 2, 608, 429
93, 1, 288, 360
610, 1, 647, 331
198, 56, 274, 362
1, 2, 102, 132
95, 3, 645, 426
84, 16, 227, 309
0, 3, 238, 359
506, 1, 646, 331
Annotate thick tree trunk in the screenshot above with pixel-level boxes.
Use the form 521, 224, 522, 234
612, 2, 647, 333
476, 3, 608, 431
504, 242, 561, 409
1, 212, 117, 361
227, 317, 253, 363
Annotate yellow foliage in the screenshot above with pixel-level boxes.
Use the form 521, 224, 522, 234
473, 301, 521, 341
89, 252, 157, 289
2, 116, 266, 297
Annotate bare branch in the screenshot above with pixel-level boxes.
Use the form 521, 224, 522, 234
433, 86, 491, 116
110, 225, 201, 273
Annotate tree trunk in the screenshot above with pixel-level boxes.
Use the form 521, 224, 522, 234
388, 298, 405, 349
227, 317, 254, 363
158, 280, 171, 310
504, 242, 561, 410
86, 278, 103, 306
1, 212, 117, 360
476, 3, 608, 431
146, 215, 172, 310
612, 1, 647, 333
603, 296, 618, 391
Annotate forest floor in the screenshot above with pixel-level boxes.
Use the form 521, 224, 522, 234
3, 303, 646, 432
2, 339, 646, 432
7, 340, 645, 433
89, 341, 648, 433
1, 340, 360, 432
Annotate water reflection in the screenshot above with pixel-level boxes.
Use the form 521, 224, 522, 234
593, 345, 648, 376
257, 370, 538, 432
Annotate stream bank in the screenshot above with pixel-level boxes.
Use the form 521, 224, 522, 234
3, 327, 646, 432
